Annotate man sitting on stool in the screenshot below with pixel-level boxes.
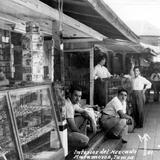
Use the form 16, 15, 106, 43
100, 88, 132, 143
65, 85, 96, 150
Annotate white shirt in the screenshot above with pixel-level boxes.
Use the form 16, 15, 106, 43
131, 75, 151, 90
103, 97, 126, 117
65, 98, 83, 119
94, 64, 111, 79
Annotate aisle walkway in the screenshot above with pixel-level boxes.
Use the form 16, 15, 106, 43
121, 102, 160, 160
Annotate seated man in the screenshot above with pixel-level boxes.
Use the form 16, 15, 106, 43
65, 85, 96, 150
100, 88, 132, 143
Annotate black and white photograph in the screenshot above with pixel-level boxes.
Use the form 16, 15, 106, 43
0, 0, 160, 160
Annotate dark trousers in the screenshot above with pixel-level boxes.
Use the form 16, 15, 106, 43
131, 90, 144, 127
153, 81, 160, 101
68, 116, 89, 149
100, 114, 127, 137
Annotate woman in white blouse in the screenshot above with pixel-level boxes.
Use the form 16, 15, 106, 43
94, 55, 112, 80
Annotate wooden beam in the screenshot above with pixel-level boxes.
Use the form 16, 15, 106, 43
102, 38, 142, 53
63, 0, 86, 6
64, 49, 91, 53
51, 22, 55, 82
64, 9, 102, 19
63, 38, 99, 43
86, 0, 139, 43
3, 0, 105, 41
0, 12, 25, 24
90, 46, 94, 106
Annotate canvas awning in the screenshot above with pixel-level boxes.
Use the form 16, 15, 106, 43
40, 0, 139, 43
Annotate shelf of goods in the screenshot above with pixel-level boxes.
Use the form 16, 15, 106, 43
0, 29, 11, 79
0, 85, 64, 160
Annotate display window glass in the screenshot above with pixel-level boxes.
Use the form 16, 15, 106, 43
0, 94, 20, 160
9, 86, 61, 159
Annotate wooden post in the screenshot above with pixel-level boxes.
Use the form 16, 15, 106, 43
122, 52, 126, 74
90, 45, 94, 106
51, 39, 55, 82
60, 46, 65, 84
9, 30, 14, 79
50, 21, 56, 82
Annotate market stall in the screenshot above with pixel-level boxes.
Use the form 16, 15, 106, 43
0, 84, 64, 160
0, 4, 65, 159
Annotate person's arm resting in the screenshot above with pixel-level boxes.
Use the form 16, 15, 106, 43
143, 78, 152, 93
76, 107, 97, 134
67, 118, 80, 132
114, 99, 131, 120
144, 78, 152, 89
76, 107, 92, 120
65, 101, 80, 132
117, 110, 132, 120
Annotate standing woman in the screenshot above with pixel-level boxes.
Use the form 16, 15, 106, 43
94, 55, 112, 80
94, 55, 112, 107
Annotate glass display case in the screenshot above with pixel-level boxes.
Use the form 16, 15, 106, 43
0, 92, 21, 160
0, 85, 64, 160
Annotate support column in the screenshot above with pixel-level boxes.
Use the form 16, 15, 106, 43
51, 21, 55, 82
90, 45, 94, 106
60, 46, 65, 84
122, 52, 127, 73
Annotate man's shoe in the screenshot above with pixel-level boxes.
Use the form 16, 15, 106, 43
107, 134, 121, 139
122, 139, 127, 143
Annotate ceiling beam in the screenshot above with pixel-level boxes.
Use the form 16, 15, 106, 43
64, 9, 102, 19
63, 37, 99, 43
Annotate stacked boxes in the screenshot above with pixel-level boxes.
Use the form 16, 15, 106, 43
22, 22, 44, 82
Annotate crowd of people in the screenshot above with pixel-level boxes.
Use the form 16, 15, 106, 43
64, 56, 153, 150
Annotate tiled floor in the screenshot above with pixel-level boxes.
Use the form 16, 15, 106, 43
121, 102, 160, 160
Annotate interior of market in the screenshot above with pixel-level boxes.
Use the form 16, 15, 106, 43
0, 1, 160, 160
